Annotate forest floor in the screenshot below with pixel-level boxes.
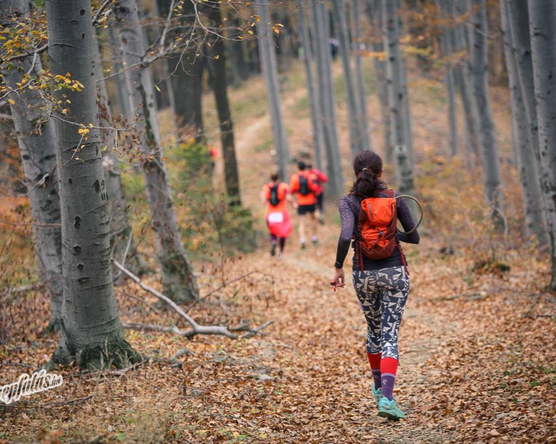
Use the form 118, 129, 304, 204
2, 61, 556, 443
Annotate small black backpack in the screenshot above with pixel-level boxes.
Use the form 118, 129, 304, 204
299, 175, 311, 196
269, 183, 281, 206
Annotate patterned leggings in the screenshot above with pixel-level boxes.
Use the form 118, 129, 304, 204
352, 266, 409, 360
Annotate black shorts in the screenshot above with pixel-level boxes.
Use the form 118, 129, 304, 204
298, 204, 316, 215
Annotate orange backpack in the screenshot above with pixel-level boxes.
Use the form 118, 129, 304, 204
355, 189, 400, 268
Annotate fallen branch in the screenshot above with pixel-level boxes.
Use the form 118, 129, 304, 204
113, 260, 237, 339
0, 283, 44, 297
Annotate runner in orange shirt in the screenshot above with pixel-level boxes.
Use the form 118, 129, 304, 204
290, 161, 319, 249
261, 173, 293, 259
308, 163, 328, 224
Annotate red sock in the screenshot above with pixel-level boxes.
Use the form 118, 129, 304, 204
381, 357, 398, 376
367, 352, 382, 388
366, 352, 381, 370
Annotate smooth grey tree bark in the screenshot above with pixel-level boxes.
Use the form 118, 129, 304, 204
157, 0, 204, 142
255, 1, 290, 180
456, 0, 481, 163
115, 0, 199, 303
500, 1, 547, 244
0, 0, 63, 330
351, 0, 372, 153
395, 0, 414, 163
382, 0, 414, 195
297, 0, 324, 171
529, 0, 556, 290
93, 33, 138, 270
45, 0, 139, 368
313, 0, 344, 198
207, 6, 241, 206
436, 0, 458, 157
332, 0, 368, 157
366, 0, 391, 159
468, 0, 504, 227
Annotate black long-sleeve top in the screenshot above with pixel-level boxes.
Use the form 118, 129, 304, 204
334, 189, 420, 271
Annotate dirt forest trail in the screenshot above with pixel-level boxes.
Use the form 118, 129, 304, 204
219, 69, 556, 441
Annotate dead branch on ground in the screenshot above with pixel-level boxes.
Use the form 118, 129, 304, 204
113, 260, 238, 339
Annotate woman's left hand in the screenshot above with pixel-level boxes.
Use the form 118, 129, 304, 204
331, 268, 345, 291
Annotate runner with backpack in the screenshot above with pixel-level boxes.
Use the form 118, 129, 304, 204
307, 163, 328, 224
290, 161, 319, 249
261, 173, 293, 259
331, 150, 420, 420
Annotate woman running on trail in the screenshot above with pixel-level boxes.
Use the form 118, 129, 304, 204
331, 150, 420, 420
261, 173, 293, 259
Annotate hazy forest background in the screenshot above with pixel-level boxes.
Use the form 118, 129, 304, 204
1, 0, 555, 442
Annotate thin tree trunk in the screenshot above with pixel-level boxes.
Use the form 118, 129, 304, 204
366, 0, 391, 160
107, 28, 131, 118
157, 0, 204, 142
0, 0, 63, 331
529, 0, 556, 290
93, 33, 138, 272
457, 0, 481, 162
255, 2, 290, 180
436, 0, 458, 156
500, 1, 547, 244
298, 0, 324, 171
351, 0, 372, 153
45, 0, 139, 368
115, 0, 199, 303
396, 0, 414, 163
382, 0, 414, 195
468, 0, 504, 227
332, 0, 368, 157
313, 1, 344, 198
207, 7, 241, 205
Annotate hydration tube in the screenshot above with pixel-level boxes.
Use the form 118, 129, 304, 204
394, 195, 424, 235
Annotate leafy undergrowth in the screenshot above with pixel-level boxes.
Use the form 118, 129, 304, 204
1, 223, 556, 443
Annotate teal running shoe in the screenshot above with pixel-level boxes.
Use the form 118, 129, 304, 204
372, 384, 382, 406
378, 396, 406, 420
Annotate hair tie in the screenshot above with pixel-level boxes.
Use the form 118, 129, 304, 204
362, 168, 368, 172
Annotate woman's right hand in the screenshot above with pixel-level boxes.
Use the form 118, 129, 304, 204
331, 268, 345, 291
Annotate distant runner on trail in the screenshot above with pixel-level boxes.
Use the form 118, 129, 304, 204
308, 163, 328, 224
290, 161, 319, 249
331, 150, 420, 421
261, 173, 293, 259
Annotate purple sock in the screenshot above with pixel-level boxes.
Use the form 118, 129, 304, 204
381, 373, 396, 400
372, 370, 381, 389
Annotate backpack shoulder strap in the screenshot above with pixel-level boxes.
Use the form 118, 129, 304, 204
379, 188, 395, 198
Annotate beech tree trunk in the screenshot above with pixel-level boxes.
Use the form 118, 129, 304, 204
436, 0, 458, 156
45, 0, 139, 368
297, 0, 324, 170
468, 0, 504, 227
500, 1, 547, 244
382, 0, 414, 195
207, 7, 241, 205
255, 1, 290, 180
332, 0, 368, 157
313, 1, 344, 198
1, 0, 63, 330
456, 0, 481, 163
157, 0, 204, 142
529, 0, 556, 290
351, 0, 372, 153
115, 0, 199, 303
366, 0, 391, 159
93, 33, 137, 269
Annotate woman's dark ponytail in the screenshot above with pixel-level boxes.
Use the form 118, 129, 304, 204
350, 151, 384, 197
